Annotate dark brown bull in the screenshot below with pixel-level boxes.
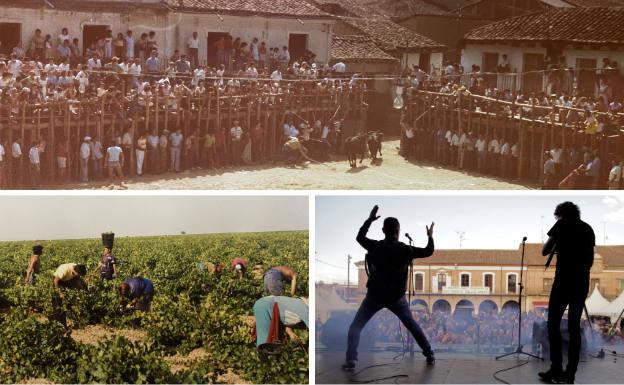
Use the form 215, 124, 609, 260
303, 139, 331, 161
345, 133, 369, 168
367, 131, 384, 161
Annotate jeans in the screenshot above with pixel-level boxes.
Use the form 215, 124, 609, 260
80, 158, 89, 182
170, 147, 181, 172
548, 274, 589, 377
346, 295, 433, 361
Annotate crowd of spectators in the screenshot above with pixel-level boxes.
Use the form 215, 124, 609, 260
403, 56, 624, 190
0, 27, 361, 188
318, 307, 624, 352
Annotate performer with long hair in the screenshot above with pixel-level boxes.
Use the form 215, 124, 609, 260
539, 202, 595, 384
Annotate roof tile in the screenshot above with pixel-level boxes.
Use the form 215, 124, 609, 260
165, 0, 330, 17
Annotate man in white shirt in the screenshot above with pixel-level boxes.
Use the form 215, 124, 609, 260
488, 137, 501, 175
80, 137, 91, 182
125, 30, 135, 60
8, 54, 22, 78
105, 140, 125, 189
500, 141, 511, 177
11, 139, 22, 186
475, 136, 486, 172
169, 128, 184, 172
283, 120, 298, 140
450, 131, 460, 166
187, 31, 200, 69
91, 137, 104, 180
87, 55, 102, 71
270, 69, 282, 82
0, 142, 5, 188
550, 146, 563, 179
332, 61, 346, 73
608, 159, 622, 190
230, 121, 243, 166
159, 130, 169, 174
147, 129, 160, 174
404, 124, 415, 159
28, 142, 41, 189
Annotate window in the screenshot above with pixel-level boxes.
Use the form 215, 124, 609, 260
460, 273, 470, 287
507, 274, 517, 294
543, 278, 553, 294
437, 273, 447, 292
484, 273, 494, 292
414, 273, 424, 292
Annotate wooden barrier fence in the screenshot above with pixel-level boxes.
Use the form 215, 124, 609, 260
405, 90, 624, 186
0, 84, 367, 188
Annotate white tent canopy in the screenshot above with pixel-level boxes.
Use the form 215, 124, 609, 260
597, 288, 624, 320
585, 284, 611, 314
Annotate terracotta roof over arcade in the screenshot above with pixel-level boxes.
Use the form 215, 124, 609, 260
331, 35, 399, 62
164, 0, 331, 18
464, 7, 624, 45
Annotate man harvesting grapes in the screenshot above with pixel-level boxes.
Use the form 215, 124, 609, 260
119, 276, 154, 312
263, 265, 298, 296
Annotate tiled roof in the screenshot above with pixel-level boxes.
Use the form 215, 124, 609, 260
465, 7, 624, 44
307, 0, 376, 17
565, 0, 624, 6
165, 0, 331, 17
427, 0, 479, 11
371, 0, 451, 17
332, 35, 399, 62
339, 16, 446, 51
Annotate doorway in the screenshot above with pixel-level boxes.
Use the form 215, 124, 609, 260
577, 58, 597, 97
482, 52, 499, 88
0, 23, 21, 56
82, 25, 109, 54
288, 33, 308, 62
207, 32, 229, 67
522, 53, 545, 93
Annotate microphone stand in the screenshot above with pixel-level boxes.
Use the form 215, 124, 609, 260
496, 237, 543, 361
407, 234, 414, 357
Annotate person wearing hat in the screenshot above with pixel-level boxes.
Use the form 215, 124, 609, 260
25, 245, 43, 285
53, 263, 87, 290
119, 276, 154, 312
79, 136, 91, 182
99, 232, 117, 281
231, 257, 248, 279
263, 265, 298, 297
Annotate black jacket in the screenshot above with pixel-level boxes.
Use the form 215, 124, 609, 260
545, 219, 595, 277
357, 218, 434, 302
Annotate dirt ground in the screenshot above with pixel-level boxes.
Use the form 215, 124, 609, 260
70, 324, 147, 345
57, 139, 532, 190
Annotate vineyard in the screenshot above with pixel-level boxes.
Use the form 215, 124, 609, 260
0, 231, 309, 384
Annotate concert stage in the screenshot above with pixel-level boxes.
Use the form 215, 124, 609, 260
315, 348, 624, 384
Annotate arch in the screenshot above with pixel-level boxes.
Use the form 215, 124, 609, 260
432, 299, 451, 313
410, 298, 428, 308
502, 300, 519, 312
478, 299, 499, 314
454, 299, 475, 317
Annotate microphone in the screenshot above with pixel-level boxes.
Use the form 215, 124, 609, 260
405, 233, 413, 242
522, 236, 527, 242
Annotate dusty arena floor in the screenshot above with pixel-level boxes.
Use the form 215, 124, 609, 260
58, 139, 532, 190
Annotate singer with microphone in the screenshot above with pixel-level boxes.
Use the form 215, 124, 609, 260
342, 205, 435, 371
539, 202, 595, 384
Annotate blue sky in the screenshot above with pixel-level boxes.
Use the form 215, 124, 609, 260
315, 194, 624, 284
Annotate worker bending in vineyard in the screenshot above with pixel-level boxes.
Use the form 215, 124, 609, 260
253, 296, 309, 352
25, 245, 43, 285
53, 263, 88, 290
231, 257, 248, 279
119, 276, 154, 312
263, 265, 297, 296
